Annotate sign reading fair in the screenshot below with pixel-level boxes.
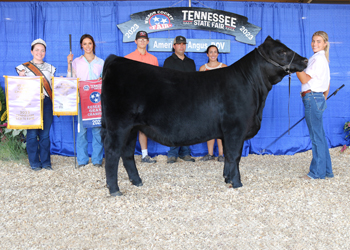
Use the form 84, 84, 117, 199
117, 7, 261, 45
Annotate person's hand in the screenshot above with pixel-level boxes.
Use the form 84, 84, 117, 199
67, 54, 74, 64
41, 93, 45, 100
98, 77, 102, 81
18, 70, 26, 76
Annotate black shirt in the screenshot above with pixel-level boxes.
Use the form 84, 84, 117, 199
163, 53, 196, 72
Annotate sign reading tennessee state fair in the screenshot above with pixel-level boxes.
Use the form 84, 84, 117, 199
79, 79, 102, 128
117, 7, 261, 45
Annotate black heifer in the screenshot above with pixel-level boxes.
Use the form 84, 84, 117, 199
101, 36, 308, 196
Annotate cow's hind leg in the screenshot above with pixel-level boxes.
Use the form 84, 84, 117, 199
222, 137, 244, 188
104, 131, 123, 197
121, 128, 143, 187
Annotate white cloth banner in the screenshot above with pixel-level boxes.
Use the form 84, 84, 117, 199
5, 76, 43, 129
52, 77, 78, 116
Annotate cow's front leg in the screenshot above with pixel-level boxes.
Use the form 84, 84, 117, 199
104, 132, 123, 196
122, 129, 143, 187
222, 137, 243, 188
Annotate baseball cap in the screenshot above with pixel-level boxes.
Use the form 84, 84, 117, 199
135, 31, 149, 40
173, 36, 187, 44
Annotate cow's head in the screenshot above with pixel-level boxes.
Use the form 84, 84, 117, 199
258, 36, 308, 75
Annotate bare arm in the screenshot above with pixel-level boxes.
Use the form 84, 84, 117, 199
324, 84, 330, 100
199, 65, 206, 72
296, 71, 311, 84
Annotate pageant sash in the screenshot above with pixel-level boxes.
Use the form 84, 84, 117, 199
52, 77, 79, 116
4, 76, 43, 129
22, 61, 52, 100
79, 79, 102, 128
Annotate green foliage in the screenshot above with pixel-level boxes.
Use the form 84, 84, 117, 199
0, 134, 28, 162
0, 86, 28, 161
344, 121, 350, 140
0, 87, 6, 125
0, 128, 27, 161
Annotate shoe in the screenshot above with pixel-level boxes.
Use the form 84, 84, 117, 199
93, 164, 102, 168
43, 166, 53, 170
300, 175, 312, 180
167, 156, 177, 164
32, 167, 42, 171
217, 155, 225, 162
179, 155, 195, 162
77, 164, 87, 168
141, 155, 156, 163
326, 173, 334, 178
199, 154, 215, 161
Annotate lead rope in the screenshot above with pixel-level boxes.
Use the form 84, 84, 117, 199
260, 84, 345, 153
288, 73, 291, 135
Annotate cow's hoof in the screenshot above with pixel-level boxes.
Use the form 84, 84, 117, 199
110, 191, 123, 197
226, 183, 243, 189
231, 183, 243, 188
132, 181, 143, 187
130, 179, 143, 187
225, 179, 243, 189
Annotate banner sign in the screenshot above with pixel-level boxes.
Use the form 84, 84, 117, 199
4, 76, 43, 129
117, 7, 261, 45
79, 79, 102, 128
148, 38, 230, 53
52, 77, 78, 116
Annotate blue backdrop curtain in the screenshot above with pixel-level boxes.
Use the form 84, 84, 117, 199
0, 1, 349, 157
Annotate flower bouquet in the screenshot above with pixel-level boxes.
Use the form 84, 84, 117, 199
341, 121, 350, 153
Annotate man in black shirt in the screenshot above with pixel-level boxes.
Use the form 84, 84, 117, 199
163, 35, 196, 164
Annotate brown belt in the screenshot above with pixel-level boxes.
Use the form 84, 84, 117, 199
301, 90, 312, 97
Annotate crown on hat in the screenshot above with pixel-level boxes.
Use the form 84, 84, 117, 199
31, 38, 46, 47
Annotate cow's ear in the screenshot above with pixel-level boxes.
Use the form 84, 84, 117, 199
265, 36, 273, 42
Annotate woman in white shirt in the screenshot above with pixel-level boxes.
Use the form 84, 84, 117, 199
297, 31, 333, 179
199, 45, 227, 163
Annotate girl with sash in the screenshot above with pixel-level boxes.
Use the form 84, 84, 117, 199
67, 34, 104, 168
199, 45, 227, 163
16, 39, 56, 171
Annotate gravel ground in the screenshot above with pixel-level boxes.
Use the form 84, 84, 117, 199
1, 147, 350, 249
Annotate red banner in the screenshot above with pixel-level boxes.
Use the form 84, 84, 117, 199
79, 79, 102, 128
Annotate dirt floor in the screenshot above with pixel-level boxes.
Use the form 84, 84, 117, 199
1, 147, 350, 249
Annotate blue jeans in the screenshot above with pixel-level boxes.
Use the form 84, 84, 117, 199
26, 96, 53, 169
77, 103, 103, 165
167, 146, 191, 158
303, 92, 333, 179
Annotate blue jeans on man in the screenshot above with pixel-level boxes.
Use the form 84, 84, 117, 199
77, 103, 103, 165
303, 92, 333, 179
26, 96, 53, 169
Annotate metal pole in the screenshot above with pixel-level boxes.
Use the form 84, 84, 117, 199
69, 34, 77, 168
260, 84, 345, 153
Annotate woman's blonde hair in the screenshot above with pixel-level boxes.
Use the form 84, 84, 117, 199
313, 31, 330, 62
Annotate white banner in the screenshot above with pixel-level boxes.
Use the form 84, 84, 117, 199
4, 76, 43, 129
52, 77, 78, 116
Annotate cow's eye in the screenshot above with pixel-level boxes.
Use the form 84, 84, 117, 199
277, 50, 287, 55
